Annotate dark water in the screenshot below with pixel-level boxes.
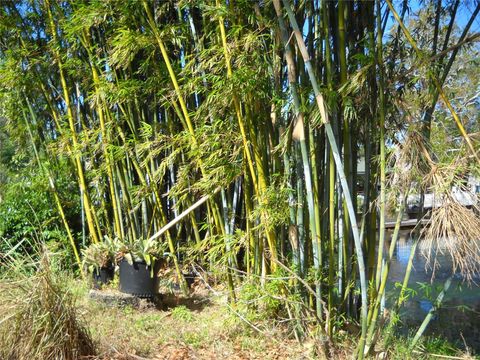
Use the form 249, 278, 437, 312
386, 230, 480, 352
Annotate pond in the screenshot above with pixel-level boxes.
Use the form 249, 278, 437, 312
386, 229, 480, 352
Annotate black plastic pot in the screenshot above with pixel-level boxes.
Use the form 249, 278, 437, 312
119, 258, 158, 298
92, 266, 115, 289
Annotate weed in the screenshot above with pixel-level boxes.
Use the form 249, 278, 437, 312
420, 336, 457, 356
134, 313, 164, 332
182, 331, 203, 348
385, 332, 473, 360
240, 336, 266, 352
172, 305, 194, 322
122, 305, 135, 316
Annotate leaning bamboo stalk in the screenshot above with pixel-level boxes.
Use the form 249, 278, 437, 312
149, 188, 221, 243
395, 237, 419, 310
214, 2, 259, 195
36, 81, 100, 242
423, 1, 472, 136
385, 0, 480, 163
411, 275, 453, 348
37, 73, 106, 242
23, 96, 84, 279
280, 1, 368, 357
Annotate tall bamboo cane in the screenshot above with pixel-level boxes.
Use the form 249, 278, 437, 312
280, 1, 368, 356
23, 96, 84, 278
44, 0, 101, 244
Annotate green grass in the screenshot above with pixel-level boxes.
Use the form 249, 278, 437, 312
171, 305, 194, 322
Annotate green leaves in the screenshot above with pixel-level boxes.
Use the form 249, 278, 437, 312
116, 237, 166, 266
109, 28, 153, 70
250, 174, 292, 232
82, 240, 115, 270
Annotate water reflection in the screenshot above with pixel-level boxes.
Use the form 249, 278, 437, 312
386, 230, 480, 352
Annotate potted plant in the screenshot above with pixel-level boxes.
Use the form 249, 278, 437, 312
82, 237, 116, 289
116, 238, 164, 298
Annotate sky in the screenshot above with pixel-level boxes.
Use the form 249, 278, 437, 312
387, 0, 480, 34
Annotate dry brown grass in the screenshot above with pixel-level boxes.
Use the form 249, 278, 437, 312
82, 292, 317, 360
0, 255, 96, 360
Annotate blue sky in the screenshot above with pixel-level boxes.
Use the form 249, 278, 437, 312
387, 0, 480, 34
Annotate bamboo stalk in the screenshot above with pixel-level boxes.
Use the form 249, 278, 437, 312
280, 2, 369, 356
365, 197, 406, 353
385, 0, 480, 163
81, 31, 123, 240
44, 0, 101, 244
23, 96, 84, 279
411, 275, 453, 348
273, 0, 322, 317
141, 0, 229, 246
375, 0, 387, 293
322, 0, 338, 334
215, 0, 278, 267
148, 188, 220, 242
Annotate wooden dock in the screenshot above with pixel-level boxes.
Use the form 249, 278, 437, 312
384, 218, 428, 229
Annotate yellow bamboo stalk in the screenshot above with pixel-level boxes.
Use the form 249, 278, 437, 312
23, 97, 85, 279
216, 0, 278, 264
81, 30, 123, 239
44, 0, 101, 243
385, 0, 480, 163
141, 0, 196, 141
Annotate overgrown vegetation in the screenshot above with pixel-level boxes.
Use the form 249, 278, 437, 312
0, 253, 96, 360
0, 0, 479, 358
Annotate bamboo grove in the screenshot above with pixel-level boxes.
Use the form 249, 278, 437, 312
0, 0, 479, 357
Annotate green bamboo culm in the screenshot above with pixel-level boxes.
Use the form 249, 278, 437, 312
279, 1, 369, 357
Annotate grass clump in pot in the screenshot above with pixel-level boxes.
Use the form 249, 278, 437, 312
0, 252, 96, 360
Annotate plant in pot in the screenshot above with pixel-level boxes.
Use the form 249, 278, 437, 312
116, 238, 164, 298
82, 237, 116, 289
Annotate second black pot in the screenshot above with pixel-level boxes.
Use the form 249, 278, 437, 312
119, 258, 158, 298
92, 266, 115, 289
